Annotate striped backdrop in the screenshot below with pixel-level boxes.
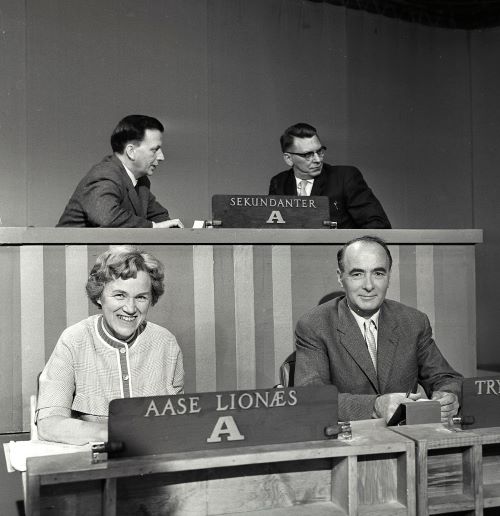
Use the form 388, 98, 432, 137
0, 243, 476, 432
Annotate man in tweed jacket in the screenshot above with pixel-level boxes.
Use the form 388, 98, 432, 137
295, 236, 461, 422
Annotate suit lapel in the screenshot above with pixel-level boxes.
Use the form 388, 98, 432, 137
110, 155, 143, 216
120, 168, 143, 216
283, 170, 297, 195
285, 169, 326, 196
376, 303, 400, 392
310, 170, 326, 196
337, 299, 379, 391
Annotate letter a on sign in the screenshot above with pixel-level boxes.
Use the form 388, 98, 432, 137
266, 210, 286, 224
206, 416, 245, 443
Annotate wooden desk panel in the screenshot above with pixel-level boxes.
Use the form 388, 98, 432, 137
469, 427, 500, 509
25, 423, 415, 516
392, 424, 482, 516
390, 424, 500, 514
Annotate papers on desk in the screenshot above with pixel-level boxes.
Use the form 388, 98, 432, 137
4, 439, 91, 472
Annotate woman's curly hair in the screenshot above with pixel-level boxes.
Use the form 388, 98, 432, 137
86, 245, 165, 307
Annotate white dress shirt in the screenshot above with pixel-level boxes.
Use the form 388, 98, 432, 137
348, 307, 380, 350
124, 165, 138, 187
295, 177, 314, 196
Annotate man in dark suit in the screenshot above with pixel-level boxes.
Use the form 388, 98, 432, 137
57, 115, 183, 228
269, 123, 391, 228
295, 236, 461, 422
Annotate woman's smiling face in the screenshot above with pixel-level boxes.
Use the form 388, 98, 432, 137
99, 270, 152, 339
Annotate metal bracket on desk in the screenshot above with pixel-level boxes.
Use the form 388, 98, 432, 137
91, 442, 124, 464
91, 443, 107, 464
452, 415, 475, 429
324, 421, 352, 440
205, 220, 222, 228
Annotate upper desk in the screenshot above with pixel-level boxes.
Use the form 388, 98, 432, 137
0, 228, 483, 434
0, 226, 483, 244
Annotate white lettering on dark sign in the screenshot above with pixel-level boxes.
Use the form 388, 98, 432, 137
206, 416, 245, 443
215, 389, 297, 411
475, 379, 500, 395
143, 389, 299, 445
144, 396, 202, 417
229, 196, 317, 209
266, 211, 286, 224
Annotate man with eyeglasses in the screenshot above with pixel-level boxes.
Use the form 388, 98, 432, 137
57, 115, 183, 228
269, 123, 391, 228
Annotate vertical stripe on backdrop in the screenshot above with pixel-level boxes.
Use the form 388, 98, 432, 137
416, 245, 435, 329
213, 246, 237, 391
387, 245, 401, 302
272, 245, 293, 385
290, 245, 340, 326
433, 245, 476, 377
65, 245, 89, 326
43, 246, 67, 359
193, 245, 216, 392
253, 245, 275, 388
86, 244, 108, 316
0, 247, 21, 432
233, 245, 256, 389
398, 245, 417, 309
20, 246, 46, 430
87, 245, 108, 317
145, 245, 196, 394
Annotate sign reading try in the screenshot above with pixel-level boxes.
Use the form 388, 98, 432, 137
460, 376, 500, 429
108, 386, 338, 458
211, 194, 332, 229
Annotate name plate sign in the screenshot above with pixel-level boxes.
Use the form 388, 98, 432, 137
108, 386, 338, 458
460, 376, 500, 429
211, 194, 333, 228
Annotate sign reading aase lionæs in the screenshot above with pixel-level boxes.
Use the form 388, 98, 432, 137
460, 377, 500, 429
108, 386, 338, 457
211, 195, 332, 228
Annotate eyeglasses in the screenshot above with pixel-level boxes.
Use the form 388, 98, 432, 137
285, 146, 327, 161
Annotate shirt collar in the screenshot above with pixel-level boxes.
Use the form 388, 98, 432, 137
97, 315, 146, 348
348, 305, 380, 335
294, 176, 314, 186
123, 164, 138, 187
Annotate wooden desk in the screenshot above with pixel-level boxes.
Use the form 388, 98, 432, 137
391, 424, 500, 515
468, 426, 500, 510
392, 424, 482, 515
21, 422, 500, 516
0, 228, 482, 435
25, 421, 415, 516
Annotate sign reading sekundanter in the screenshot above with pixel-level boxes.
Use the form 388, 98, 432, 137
211, 194, 333, 228
108, 386, 338, 457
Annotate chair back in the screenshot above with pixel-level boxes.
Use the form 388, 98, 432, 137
279, 351, 296, 387
30, 395, 38, 440
30, 372, 41, 440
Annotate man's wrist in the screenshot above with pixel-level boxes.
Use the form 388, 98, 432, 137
372, 395, 381, 418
